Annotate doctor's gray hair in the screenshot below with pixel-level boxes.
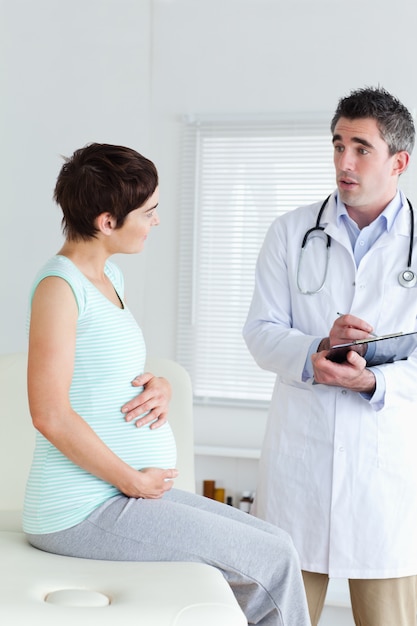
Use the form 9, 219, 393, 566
330, 86, 415, 156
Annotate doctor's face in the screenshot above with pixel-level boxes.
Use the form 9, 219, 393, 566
332, 117, 408, 224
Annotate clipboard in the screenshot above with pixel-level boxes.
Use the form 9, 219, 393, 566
326, 331, 417, 366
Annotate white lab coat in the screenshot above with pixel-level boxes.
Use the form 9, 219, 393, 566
243, 191, 417, 578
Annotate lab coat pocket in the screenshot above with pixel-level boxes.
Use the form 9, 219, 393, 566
274, 384, 313, 460
377, 407, 417, 471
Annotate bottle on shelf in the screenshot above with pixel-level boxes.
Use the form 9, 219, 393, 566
214, 487, 225, 503
238, 491, 253, 513
203, 480, 216, 499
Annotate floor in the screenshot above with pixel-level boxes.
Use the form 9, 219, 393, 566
319, 605, 355, 626
318, 578, 355, 626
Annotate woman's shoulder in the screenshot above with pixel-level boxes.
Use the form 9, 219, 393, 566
30, 255, 87, 313
31, 255, 87, 292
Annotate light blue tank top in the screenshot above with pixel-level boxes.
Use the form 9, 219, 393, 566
23, 255, 177, 534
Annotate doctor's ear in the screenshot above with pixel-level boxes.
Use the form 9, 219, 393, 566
95, 212, 117, 235
393, 150, 410, 177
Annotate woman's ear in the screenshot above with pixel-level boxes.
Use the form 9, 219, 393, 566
95, 212, 116, 235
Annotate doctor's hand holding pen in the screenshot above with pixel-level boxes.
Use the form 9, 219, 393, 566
316, 312, 376, 352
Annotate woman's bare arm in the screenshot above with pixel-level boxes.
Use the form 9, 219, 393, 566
28, 276, 177, 498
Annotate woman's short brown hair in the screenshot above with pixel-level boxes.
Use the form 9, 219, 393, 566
54, 143, 159, 241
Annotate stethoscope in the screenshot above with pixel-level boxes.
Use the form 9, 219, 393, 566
297, 195, 416, 295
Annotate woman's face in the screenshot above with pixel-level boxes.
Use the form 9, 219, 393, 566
113, 187, 160, 254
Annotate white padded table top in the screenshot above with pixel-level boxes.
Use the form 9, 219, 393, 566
0, 531, 247, 625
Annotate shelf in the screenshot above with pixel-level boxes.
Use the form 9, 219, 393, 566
194, 445, 261, 459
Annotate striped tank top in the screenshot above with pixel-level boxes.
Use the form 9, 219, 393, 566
23, 255, 177, 534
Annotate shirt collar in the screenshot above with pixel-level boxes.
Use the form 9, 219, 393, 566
335, 190, 403, 232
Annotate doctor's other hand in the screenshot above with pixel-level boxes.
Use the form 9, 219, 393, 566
121, 373, 172, 429
311, 348, 376, 394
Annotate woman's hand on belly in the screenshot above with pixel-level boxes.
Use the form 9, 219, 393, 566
121, 373, 172, 429
119, 466, 179, 499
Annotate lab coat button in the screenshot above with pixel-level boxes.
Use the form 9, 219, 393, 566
339, 446, 345, 452
341, 390, 347, 395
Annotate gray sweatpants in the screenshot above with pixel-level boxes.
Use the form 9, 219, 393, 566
27, 488, 309, 626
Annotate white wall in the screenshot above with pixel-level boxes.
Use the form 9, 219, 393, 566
0, 0, 153, 352
2, 0, 417, 498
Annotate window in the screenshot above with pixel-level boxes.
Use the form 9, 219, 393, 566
176, 116, 416, 405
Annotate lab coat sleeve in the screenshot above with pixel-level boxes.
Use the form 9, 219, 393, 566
362, 366, 386, 410
243, 217, 318, 382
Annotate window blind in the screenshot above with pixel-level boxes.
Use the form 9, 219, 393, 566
176, 116, 415, 405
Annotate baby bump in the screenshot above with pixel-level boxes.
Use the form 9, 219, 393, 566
106, 420, 177, 470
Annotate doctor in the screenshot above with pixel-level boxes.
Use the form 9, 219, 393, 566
243, 86, 417, 626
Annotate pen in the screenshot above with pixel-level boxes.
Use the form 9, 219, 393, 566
336, 312, 377, 337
